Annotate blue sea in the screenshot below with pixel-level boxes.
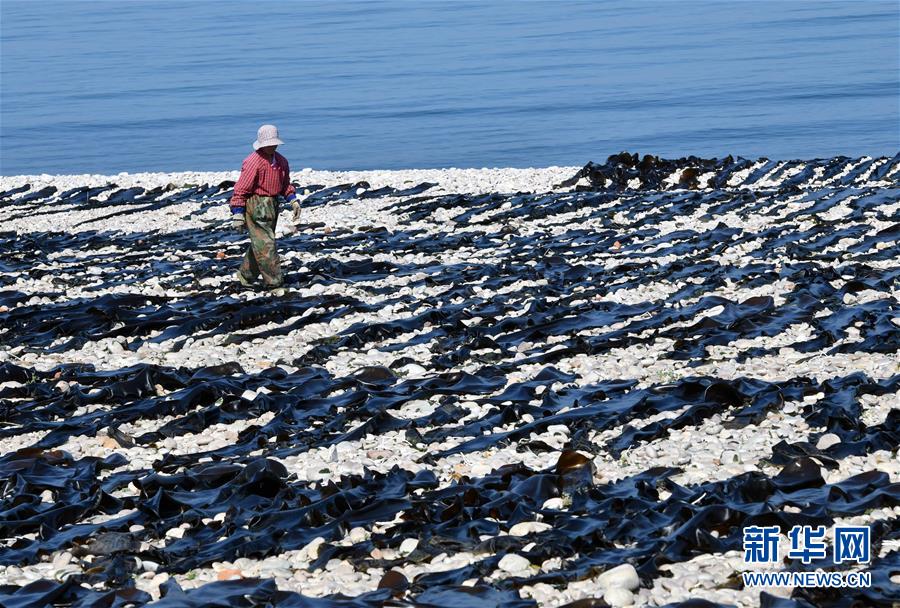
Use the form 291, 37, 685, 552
1, 0, 898, 175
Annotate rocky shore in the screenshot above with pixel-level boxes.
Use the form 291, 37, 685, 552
0, 154, 898, 607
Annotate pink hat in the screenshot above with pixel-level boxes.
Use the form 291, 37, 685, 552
253, 124, 284, 150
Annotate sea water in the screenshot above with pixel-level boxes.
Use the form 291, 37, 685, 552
1, 0, 897, 175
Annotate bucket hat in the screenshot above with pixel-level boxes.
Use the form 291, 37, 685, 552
253, 124, 284, 150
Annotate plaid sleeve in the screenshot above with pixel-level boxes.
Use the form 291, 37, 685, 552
282, 158, 296, 200
231, 157, 258, 209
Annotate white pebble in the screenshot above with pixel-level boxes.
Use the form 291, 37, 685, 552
816, 433, 841, 450
509, 521, 552, 536
597, 563, 640, 591
604, 586, 635, 607
399, 538, 419, 555
498, 553, 531, 574
542, 497, 564, 510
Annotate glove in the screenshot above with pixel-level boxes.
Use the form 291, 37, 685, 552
232, 212, 246, 231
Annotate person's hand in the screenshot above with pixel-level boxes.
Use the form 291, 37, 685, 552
232, 212, 246, 231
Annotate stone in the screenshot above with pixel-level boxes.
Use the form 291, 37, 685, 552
217, 569, 242, 581
816, 433, 841, 450
721, 450, 741, 464
269, 568, 292, 580
398, 538, 418, 555
525, 582, 557, 603
366, 450, 392, 460
151, 573, 169, 586
349, 527, 367, 543
596, 563, 640, 591
498, 553, 531, 574
304, 537, 325, 560
402, 363, 427, 377
51, 552, 72, 568
165, 527, 185, 539
541, 557, 562, 572
604, 587, 634, 607
509, 521, 552, 536
265, 558, 291, 571
542, 497, 564, 510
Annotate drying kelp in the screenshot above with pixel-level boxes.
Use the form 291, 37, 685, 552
556, 152, 900, 191
0, 155, 897, 606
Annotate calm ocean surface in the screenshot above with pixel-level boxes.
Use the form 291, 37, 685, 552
1, 1, 898, 175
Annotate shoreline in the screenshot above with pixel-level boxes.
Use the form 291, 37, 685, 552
0, 166, 582, 197
2, 153, 897, 197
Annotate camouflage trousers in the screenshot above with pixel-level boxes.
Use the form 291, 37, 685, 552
239, 195, 283, 287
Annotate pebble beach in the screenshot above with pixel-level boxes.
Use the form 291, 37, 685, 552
0, 154, 898, 607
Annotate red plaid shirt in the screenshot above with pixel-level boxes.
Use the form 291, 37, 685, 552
230, 150, 296, 209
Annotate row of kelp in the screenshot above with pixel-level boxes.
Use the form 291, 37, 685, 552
2, 152, 899, 208
0, 360, 898, 605
555, 152, 900, 191
1, 178, 897, 358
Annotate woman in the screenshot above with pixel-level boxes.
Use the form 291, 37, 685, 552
230, 124, 298, 289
